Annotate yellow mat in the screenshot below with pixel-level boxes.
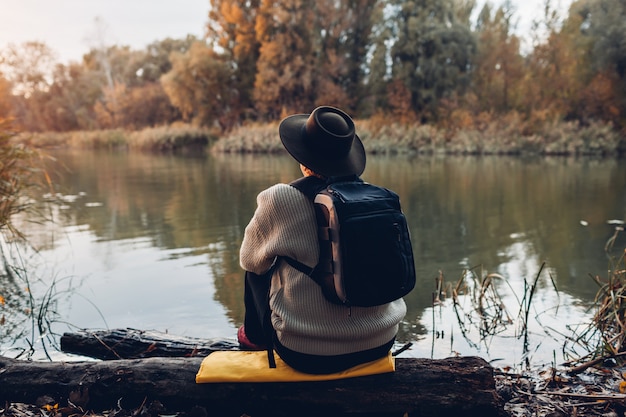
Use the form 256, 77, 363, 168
196, 350, 395, 383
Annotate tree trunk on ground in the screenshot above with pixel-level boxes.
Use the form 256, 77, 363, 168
0, 355, 505, 417
7, 329, 505, 416
59, 328, 239, 360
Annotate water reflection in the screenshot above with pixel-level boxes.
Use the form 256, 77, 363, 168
2, 149, 624, 366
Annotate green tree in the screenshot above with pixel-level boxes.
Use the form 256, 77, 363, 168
161, 41, 233, 128
310, 0, 355, 110
311, 0, 381, 113
365, 4, 394, 113
139, 36, 197, 83
387, 0, 476, 121
81, 42, 183, 130
573, 0, 626, 127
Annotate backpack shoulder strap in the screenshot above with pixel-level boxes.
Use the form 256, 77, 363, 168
286, 175, 365, 306
285, 176, 329, 284
289, 174, 363, 198
289, 175, 326, 200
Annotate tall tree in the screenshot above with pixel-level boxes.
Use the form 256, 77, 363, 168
0, 42, 58, 131
82, 44, 179, 129
207, 0, 261, 121
310, 0, 354, 110
520, 0, 584, 124
310, 0, 381, 113
253, 0, 317, 118
38, 62, 106, 131
0, 42, 56, 98
387, 0, 476, 121
471, 3, 524, 113
365, 3, 395, 114
574, 0, 626, 127
139, 36, 197, 83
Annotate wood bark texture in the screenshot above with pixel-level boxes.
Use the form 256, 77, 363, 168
0, 354, 505, 417
59, 328, 239, 360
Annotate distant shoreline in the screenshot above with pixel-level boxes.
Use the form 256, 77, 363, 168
14, 119, 626, 158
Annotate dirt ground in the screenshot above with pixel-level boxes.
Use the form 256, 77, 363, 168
496, 365, 626, 416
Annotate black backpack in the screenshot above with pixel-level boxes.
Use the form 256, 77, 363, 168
285, 175, 416, 307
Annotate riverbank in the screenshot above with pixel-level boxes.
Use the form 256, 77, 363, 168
14, 118, 626, 157
14, 124, 217, 152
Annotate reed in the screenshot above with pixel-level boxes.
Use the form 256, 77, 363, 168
432, 262, 562, 370
14, 124, 217, 152
564, 227, 626, 372
213, 117, 623, 156
11, 117, 625, 156
0, 119, 64, 359
0, 119, 42, 238
127, 124, 216, 151
210, 122, 283, 153
437, 224, 626, 373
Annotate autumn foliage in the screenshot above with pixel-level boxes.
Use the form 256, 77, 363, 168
0, 0, 624, 143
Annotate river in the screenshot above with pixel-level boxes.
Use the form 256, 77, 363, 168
1, 148, 624, 369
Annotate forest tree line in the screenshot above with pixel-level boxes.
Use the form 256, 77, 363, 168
0, 0, 625, 136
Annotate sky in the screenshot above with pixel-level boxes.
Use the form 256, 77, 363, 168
0, 0, 209, 63
0, 0, 572, 65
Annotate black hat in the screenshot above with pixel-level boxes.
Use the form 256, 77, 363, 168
279, 106, 366, 177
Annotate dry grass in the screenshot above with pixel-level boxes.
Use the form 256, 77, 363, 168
434, 225, 626, 374
10, 116, 625, 157
0, 119, 43, 238
213, 117, 624, 156
564, 227, 626, 373
127, 124, 216, 152
210, 121, 283, 154
1, 118, 62, 360
14, 124, 216, 152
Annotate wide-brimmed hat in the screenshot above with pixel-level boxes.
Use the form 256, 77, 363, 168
279, 106, 366, 178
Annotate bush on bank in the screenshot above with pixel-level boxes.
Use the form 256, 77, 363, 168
215, 117, 625, 157
15, 124, 216, 152
12, 118, 626, 157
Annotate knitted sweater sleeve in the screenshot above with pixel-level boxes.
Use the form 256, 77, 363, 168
240, 183, 318, 275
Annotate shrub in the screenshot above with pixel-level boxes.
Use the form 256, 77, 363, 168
128, 124, 216, 152
68, 130, 128, 150
0, 119, 39, 238
211, 122, 283, 153
358, 120, 444, 155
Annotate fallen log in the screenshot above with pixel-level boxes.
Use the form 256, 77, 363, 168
0, 354, 505, 417
60, 328, 239, 360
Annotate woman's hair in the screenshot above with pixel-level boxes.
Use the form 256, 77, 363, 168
301, 165, 326, 180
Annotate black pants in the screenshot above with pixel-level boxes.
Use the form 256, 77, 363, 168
243, 270, 272, 346
243, 270, 394, 374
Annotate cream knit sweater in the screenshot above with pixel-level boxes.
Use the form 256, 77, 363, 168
240, 182, 407, 356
